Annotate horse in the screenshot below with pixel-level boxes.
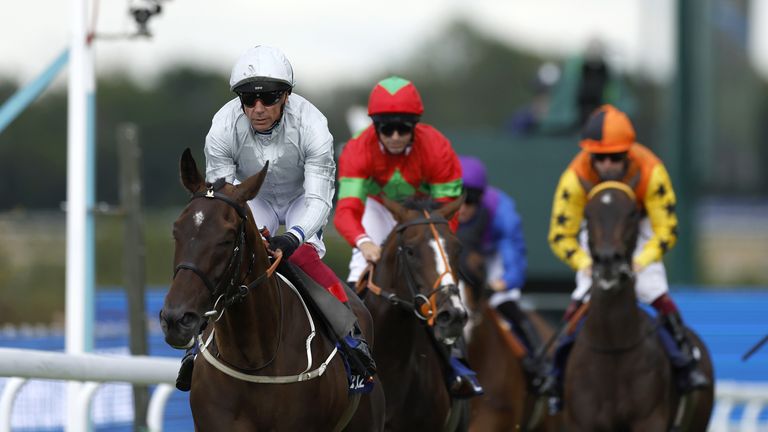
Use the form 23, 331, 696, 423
459, 250, 560, 432
564, 181, 714, 431
159, 149, 384, 431
359, 197, 470, 431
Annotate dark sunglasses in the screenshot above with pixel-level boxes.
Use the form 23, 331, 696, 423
238, 91, 285, 108
378, 122, 414, 137
592, 153, 627, 163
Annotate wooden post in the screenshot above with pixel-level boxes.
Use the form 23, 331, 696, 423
117, 123, 149, 431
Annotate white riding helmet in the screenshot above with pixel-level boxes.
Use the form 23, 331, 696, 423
229, 45, 295, 92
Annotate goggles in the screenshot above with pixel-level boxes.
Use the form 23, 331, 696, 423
377, 122, 414, 137
237, 90, 285, 108
591, 152, 627, 163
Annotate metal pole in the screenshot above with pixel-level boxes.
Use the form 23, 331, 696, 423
66, 0, 95, 428
118, 124, 149, 430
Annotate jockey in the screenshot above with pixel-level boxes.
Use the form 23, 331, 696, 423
333, 76, 483, 398
175, 45, 376, 392
543, 104, 710, 405
456, 155, 547, 391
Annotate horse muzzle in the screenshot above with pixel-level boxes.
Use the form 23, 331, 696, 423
159, 307, 203, 349
433, 288, 468, 344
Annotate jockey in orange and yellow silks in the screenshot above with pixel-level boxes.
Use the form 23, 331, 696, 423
541, 105, 710, 411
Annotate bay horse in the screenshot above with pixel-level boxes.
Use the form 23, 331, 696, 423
460, 250, 560, 432
360, 197, 470, 431
564, 181, 714, 431
160, 149, 384, 431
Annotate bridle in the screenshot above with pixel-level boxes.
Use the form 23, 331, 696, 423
360, 210, 459, 326
173, 183, 281, 321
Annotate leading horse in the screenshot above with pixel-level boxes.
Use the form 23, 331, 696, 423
564, 181, 713, 431
360, 197, 470, 431
160, 149, 384, 431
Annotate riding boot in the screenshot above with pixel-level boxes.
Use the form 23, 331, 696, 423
663, 312, 711, 392
342, 303, 377, 379
176, 342, 199, 392
496, 300, 548, 393
447, 342, 484, 399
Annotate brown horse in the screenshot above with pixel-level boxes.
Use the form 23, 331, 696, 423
564, 181, 713, 431
460, 250, 560, 432
160, 149, 384, 431
361, 197, 470, 431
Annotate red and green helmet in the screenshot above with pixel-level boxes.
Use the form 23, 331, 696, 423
367, 76, 424, 119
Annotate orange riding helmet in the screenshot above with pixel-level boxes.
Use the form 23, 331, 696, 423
579, 104, 636, 153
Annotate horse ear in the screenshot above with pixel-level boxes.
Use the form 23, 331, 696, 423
235, 161, 269, 202
380, 195, 408, 222
436, 194, 465, 220
180, 148, 205, 194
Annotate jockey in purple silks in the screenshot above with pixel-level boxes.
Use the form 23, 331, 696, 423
457, 155, 548, 394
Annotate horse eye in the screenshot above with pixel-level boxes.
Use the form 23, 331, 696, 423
403, 246, 416, 257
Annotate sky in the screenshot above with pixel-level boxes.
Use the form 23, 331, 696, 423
2, 0, 766, 90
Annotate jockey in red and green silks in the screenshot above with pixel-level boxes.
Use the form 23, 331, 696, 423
333, 76, 463, 285
334, 76, 484, 398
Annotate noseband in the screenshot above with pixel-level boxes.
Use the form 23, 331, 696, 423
173, 183, 280, 317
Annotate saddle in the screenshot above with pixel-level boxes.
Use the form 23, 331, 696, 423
275, 259, 356, 341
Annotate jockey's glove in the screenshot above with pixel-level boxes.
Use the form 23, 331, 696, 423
268, 232, 300, 258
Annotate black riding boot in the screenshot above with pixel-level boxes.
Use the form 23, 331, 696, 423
663, 312, 710, 392
176, 343, 198, 392
496, 300, 548, 393
342, 304, 377, 379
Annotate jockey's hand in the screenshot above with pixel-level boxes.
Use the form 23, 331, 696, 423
632, 261, 645, 273
359, 241, 381, 263
268, 232, 300, 258
581, 265, 593, 279
489, 280, 507, 292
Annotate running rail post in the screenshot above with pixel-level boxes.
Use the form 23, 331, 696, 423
66, 0, 96, 429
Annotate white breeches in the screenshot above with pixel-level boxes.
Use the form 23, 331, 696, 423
346, 198, 397, 283
572, 217, 668, 304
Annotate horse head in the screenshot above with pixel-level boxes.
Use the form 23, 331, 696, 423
159, 148, 268, 349
584, 181, 641, 293
379, 196, 467, 345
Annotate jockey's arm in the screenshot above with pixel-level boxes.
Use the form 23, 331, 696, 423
203, 108, 238, 183
493, 192, 527, 290
293, 119, 336, 244
334, 138, 373, 247
548, 169, 591, 271
633, 164, 678, 269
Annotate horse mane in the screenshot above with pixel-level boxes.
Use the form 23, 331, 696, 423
400, 197, 442, 212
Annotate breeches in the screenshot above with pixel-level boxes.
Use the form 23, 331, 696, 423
346, 198, 397, 283
572, 217, 668, 304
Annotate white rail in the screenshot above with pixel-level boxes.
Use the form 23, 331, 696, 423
0, 347, 179, 432
712, 381, 768, 432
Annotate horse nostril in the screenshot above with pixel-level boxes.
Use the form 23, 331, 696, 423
179, 312, 199, 329
436, 310, 453, 326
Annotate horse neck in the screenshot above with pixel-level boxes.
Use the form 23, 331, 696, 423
585, 278, 645, 347
373, 237, 440, 362
210, 224, 295, 369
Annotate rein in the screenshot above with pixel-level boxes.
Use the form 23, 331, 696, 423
357, 210, 457, 325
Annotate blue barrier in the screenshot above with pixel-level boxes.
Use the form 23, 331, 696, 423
1, 287, 767, 430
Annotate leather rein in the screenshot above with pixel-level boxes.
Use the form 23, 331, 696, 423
357, 210, 458, 326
